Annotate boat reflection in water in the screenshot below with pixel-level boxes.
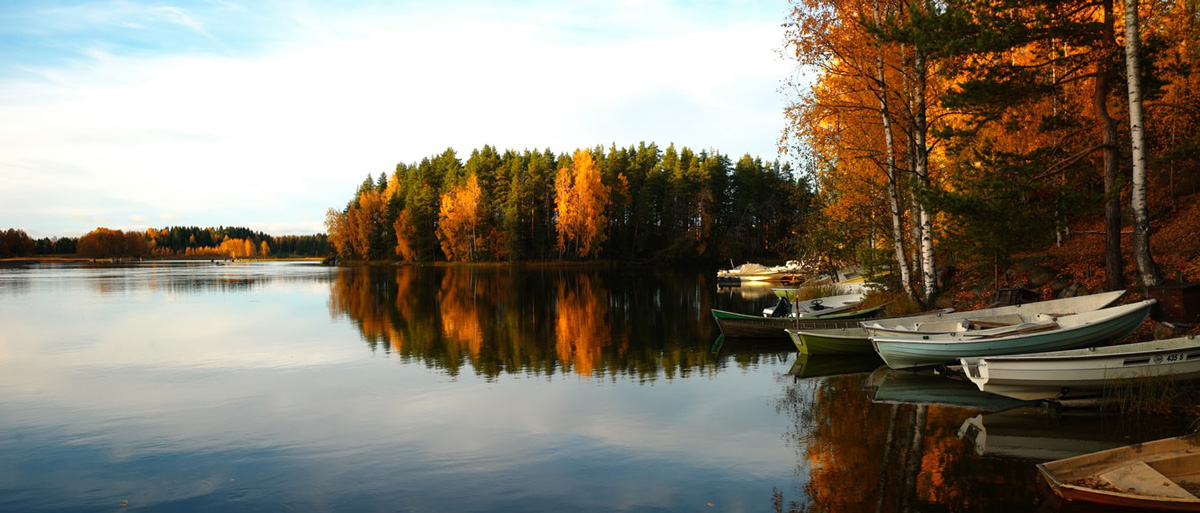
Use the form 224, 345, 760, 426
865, 366, 1032, 411
773, 361, 1197, 513
956, 406, 1190, 462
788, 353, 883, 380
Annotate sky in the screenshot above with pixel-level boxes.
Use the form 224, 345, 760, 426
1, 0, 798, 238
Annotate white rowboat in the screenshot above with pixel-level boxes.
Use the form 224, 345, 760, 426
871, 299, 1156, 369
960, 335, 1200, 401
860, 290, 1126, 336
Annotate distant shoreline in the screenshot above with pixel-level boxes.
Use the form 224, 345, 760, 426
0, 256, 325, 267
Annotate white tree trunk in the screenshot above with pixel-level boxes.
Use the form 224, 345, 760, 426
911, 43, 938, 303
1126, 0, 1161, 287
876, 1, 914, 298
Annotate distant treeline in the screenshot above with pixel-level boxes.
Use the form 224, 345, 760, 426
0, 226, 330, 259
325, 143, 815, 263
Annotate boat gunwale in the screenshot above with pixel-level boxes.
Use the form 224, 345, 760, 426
961, 335, 1200, 364
870, 300, 1156, 346
861, 290, 1127, 335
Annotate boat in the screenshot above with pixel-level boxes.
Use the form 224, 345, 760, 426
710, 305, 886, 339
716, 261, 806, 285
860, 290, 1126, 336
959, 335, 1200, 401
790, 291, 1128, 355
1037, 432, 1200, 510
787, 326, 876, 355
871, 299, 1156, 370
761, 292, 866, 318
711, 287, 884, 339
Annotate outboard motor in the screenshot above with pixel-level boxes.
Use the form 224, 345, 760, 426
769, 296, 791, 318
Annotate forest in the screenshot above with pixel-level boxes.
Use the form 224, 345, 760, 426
324, 144, 811, 264
779, 0, 1199, 301
326, 0, 1198, 304
0, 226, 330, 259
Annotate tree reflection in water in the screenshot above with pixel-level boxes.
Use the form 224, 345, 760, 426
776, 373, 1049, 513
326, 265, 725, 381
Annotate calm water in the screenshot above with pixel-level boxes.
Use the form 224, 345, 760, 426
0, 261, 1191, 512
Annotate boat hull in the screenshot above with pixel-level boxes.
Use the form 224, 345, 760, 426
787, 327, 872, 354
961, 335, 1200, 400
711, 310, 866, 339
711, 304, 884, 339
872, 300, 1155, 370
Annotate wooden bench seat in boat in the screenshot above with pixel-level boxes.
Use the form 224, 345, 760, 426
1098, 461, 1197, 499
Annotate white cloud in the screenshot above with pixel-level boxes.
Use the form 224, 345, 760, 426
0, 1, 794, 238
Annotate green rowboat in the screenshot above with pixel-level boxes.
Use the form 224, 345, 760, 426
710, 303, 887, 339
786, 327, 872, 355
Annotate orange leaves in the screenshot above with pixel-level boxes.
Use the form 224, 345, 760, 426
393, 210, 417, 261
554, 149, 610, 258
76, 227, 149, 259
553, 276, 610, 376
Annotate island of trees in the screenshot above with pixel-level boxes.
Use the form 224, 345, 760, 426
324, 144, 811, 264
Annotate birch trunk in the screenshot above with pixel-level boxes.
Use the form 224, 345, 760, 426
1125, 0, 1162, 287
875, 1, 914, 298
911, 42, 938, 303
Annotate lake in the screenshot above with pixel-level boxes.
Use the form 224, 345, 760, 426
0, 261, 1190, 512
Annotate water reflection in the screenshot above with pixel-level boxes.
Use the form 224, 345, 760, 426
788, 353, 882, 380
957, 406, 1190, 461
866, 367, 1032, 411
778, 372, 1051, 512
0, 260, 333, 296
327, 265, 726, 380
775, 367, 1199, 513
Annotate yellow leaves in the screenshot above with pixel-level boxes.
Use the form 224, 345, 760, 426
554, 149, 610, 258
437, 174, 484, 261
216, 238, 259, 259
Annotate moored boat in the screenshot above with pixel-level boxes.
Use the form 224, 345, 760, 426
860, 290, 1126, 336
787, 326, 874, 354
871, 299, 1156, 370
1038, 432, 1200, 511
710, 306, 884, 339
959, 335, 1200, 401
789, 291, 1127, 355
762, 292, 865, 318
716, 261, 806, 284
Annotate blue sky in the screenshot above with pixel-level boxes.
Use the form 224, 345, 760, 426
1, 1, 796, 238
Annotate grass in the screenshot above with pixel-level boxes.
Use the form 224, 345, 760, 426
1100, 373, 1200, 416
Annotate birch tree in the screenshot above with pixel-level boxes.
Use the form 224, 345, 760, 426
1126, 0, 1162, 287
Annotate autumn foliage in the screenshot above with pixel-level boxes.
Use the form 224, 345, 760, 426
554, 149, 610, 259
782, 0, 1200, 294
77, 228, 149, 259
437, 174, 485, 261
325, 144, 805, 263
